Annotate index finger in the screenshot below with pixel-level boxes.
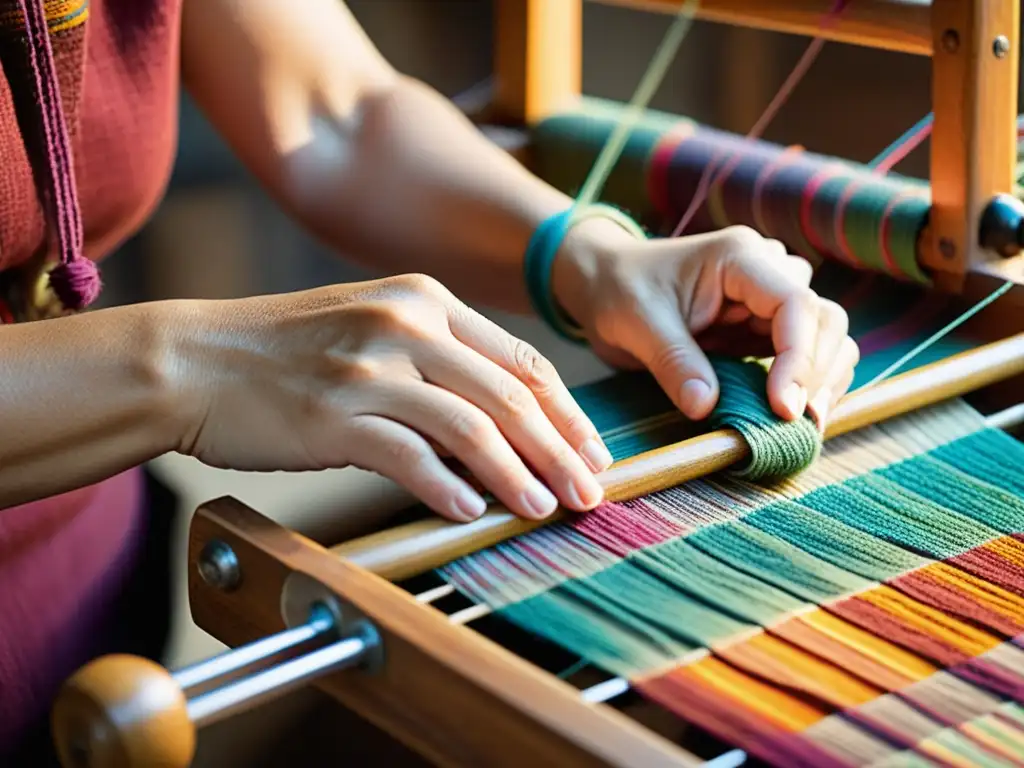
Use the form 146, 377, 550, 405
447, 306, 614, 473
722, 254, 819, 420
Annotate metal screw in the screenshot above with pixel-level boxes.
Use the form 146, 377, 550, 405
198, 540, 241, 592
993, 35, 1011, 58
941, 29, 960, 54
939, 237, 957, 260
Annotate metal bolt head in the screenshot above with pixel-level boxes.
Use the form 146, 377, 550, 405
941, 29, 960, 53
198, 540, 241, 592
939, 237, 957, 260
993, 35, 1011, 58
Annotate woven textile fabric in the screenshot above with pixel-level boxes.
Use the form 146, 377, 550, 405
439, 266, 1023, 766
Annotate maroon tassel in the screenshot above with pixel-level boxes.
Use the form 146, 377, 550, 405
48, 258, 101, 310
15, 0, 99, 311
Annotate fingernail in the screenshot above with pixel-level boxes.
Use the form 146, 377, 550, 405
809, 387, 831, 434
680, 379, 712, 416
580, 437, 613, 472
569, 472, 604, 511
521, 479, 558, 519
452, 488, 487, 522
781, 383, 807, 419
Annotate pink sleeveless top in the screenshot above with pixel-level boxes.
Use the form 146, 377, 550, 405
0, 0, 181, 748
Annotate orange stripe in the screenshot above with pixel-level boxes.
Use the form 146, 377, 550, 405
984, 537, 1024, 568
717, 633, 883, 709
857, 586, 1002, 657
777, 610, 936, 686
921, 563, 1024, 626
675, 657, 828, 732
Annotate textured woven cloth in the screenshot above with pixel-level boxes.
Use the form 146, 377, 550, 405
0, 0, 182, 752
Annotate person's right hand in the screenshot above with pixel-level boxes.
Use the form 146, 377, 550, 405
172, 274, 611, 523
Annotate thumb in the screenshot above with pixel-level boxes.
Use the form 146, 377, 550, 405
623, 303, 719, 421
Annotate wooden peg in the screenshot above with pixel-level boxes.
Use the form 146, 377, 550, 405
52, 655, 195, 768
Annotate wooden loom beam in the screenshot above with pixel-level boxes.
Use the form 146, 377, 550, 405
595, 0, 934, 56
925, 0, 1020, 284
490, 0, 938, 128
52, 499, 698, 768
333, 332, 1024, 582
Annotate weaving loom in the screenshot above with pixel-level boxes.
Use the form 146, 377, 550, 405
51, 1, 1024, 767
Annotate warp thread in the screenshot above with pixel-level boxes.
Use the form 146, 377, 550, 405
441, 402, 1024, 766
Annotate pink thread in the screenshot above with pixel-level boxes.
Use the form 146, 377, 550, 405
647, 126, 694, 220
670, 0, 852, 238
853, 295, 956, 358
831, 177, 866, 267
877, 188, 929, 278
872, 121, 932, 176
17, 0, 99, 311
799, 163, 846, 254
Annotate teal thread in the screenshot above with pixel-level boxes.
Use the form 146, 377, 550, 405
523, 209, 584, 343
523, 203, 647, 344
862, 280, 1015, 387
500, 588, 694, 679
686, 521, 870, 603
743, 500, 930, 580
800, 477, 999, 560
709, 358, 822, 479
877, 455, 1024, 535
627, 540, 806, 624
441, 427, 1024, 679
932, 430, 1024, 498
560, 562, 752, 648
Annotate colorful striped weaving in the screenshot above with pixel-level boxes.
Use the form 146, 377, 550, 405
438, 263, 1023, 766
530, 99, 1024, 285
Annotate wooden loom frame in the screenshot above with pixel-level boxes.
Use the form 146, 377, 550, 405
53, 3, 1024, 768
491, 0, 1022, 285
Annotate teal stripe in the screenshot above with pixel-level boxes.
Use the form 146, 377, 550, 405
744, 500, 930, 580
687, 521, 871, 602
442, 428, 1024, 679
627, 539, 806, 624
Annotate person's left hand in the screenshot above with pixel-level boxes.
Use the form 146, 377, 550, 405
552, 219, 860, 429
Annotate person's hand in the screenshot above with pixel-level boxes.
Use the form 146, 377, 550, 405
173, 274, 612, 523
553, 221, 859, 428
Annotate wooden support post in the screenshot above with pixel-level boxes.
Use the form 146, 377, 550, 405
926, 0, 1020, 284
493, 0, 583, 125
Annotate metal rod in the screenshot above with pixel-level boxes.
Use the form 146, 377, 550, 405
986, 402, 1024, 431
703, 750, 747, 768
173, 605, 336, 691
187, 634, 370, 727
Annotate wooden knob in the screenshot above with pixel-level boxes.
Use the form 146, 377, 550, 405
52, 654, 196, 768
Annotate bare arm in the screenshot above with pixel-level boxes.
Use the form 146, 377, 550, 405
180, 0, 859, 430
179, 0, 596, 315
0, 303, 184, 508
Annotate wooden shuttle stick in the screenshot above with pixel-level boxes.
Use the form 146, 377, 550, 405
333, 332, 1024, 581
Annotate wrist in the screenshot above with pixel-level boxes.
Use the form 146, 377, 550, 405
133, 298, 216, 454
551, 213, 644, 331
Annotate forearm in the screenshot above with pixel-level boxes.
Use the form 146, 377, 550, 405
182, 0, 625, 315
0, 303, 184, 508
279, 77, 579, 313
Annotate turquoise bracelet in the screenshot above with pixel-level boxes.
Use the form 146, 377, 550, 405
523, 204, 647, 343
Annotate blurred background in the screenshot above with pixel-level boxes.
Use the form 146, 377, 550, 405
95, 1, 992, 763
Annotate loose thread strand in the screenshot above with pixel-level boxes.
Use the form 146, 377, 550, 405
859, 117, 1015, 389
571, 0, 701, 214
